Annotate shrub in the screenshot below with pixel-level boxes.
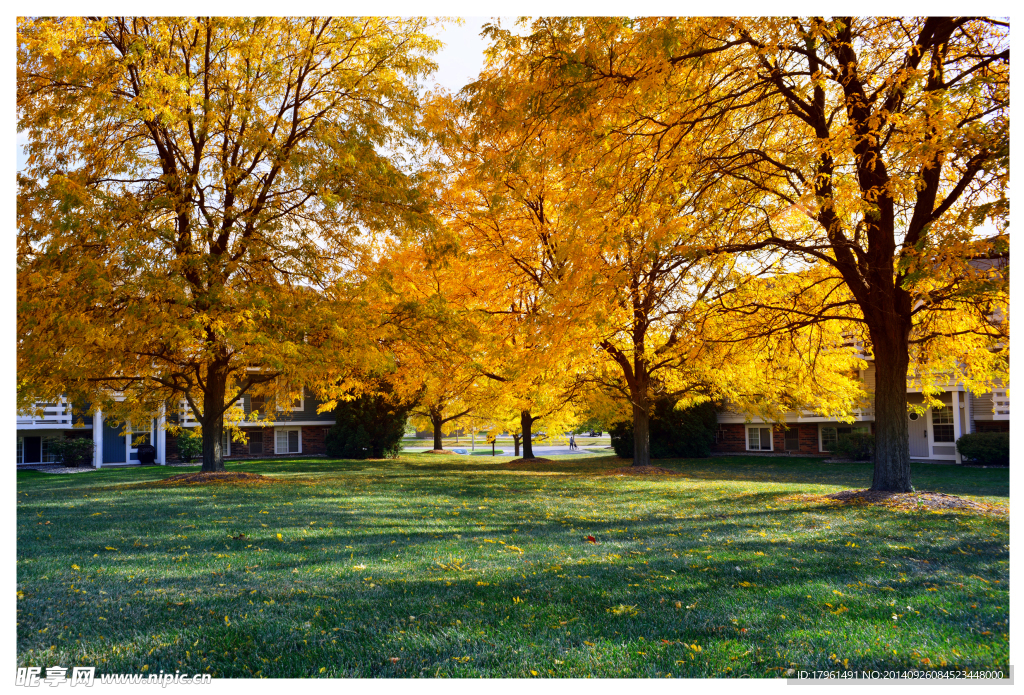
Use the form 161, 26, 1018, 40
176, 430, 203, 463
610, 400, 718, 459
830, 432, 874, 461
956, 432, 1009, 466
327, 387, 414, 460
51, 437, 94, 467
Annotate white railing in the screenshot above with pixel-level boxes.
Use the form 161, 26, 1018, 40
178, 400, 199, 427
16, 398, 73, 426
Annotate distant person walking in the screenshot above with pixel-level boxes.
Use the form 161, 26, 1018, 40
569, 434, 577, 450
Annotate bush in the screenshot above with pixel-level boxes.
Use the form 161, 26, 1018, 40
610, 400, 718, 459
176, 430, 203, 463
51, 437, 94, 467
830, 432, 874, 461
956, 432, 1009, 466
326, 387, 414, 460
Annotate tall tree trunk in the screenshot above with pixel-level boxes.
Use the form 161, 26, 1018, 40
521, 411, 535, 459
431, 410, 444, 451
201, 368, 227, 472
869, 322, 913, 492
631, 362, 652, 467
632, 399, 651, 467
513, 434, 521, 457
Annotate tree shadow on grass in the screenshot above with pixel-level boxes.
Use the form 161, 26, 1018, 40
17, 465, 1008, 677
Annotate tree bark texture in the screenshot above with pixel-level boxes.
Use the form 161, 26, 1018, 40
868, 322, 914, 492
630, 353, 652, 467
521, 410, 536, 459
431, 410, 444, 451
200, 368, 227, 472
632, 399, 651, 467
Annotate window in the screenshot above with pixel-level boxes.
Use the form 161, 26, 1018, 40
276, 383, 304, 412
820, 427, 838, 451
276, 428, 301, 454
41, 436, 61, 463
932, 407, 955, 443
746, 426, 772, 451
221, 429, 232, 457
784, 428, 800, 451
128, 421, 151, 461
130, 422, 150, 448
247, 431, 263, 456
250, 395, 265, 414
17, 437, 23, 465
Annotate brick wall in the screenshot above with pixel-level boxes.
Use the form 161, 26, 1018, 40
160, 424, 334, 461
711, 423, 747, 452
166, 427, 277, 461
301, 426, 329, 455
711, 422, 828, 455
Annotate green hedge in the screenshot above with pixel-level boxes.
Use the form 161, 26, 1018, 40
176, 430, 203, 463
956, 432, 1009, 466
326, 389, 413, 460
51, 437, 94, 467
831, 432, 874, 461
609, 400, 717, 459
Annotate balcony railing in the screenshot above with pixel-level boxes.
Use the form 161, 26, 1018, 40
16, 399, 73, 426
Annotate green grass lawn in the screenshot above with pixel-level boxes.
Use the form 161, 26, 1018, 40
17, 454, 1008, 678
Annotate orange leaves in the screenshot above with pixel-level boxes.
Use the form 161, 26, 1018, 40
17, 16, 444, 463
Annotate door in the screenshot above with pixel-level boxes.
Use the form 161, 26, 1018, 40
103, 422, 127, 463
23, 437, 41, 463
907, 411, 929, 458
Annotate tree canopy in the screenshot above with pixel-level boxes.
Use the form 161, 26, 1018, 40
463, 16, 1009, 487
18, 16, 1008, 487
18, 16, 440, 470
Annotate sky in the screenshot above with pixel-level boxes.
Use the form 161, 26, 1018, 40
424, 17, 494, 94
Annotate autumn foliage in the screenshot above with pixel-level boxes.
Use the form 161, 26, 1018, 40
18, 16, 1008, 490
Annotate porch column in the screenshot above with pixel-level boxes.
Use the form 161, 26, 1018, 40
157, 404, 166, 465
952, 390, 963, 464
93, 408, 103, 469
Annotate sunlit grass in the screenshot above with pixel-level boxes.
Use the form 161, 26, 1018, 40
17, 454, 1008, 678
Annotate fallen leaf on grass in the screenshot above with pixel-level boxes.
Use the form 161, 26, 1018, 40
607, 604, 638, 616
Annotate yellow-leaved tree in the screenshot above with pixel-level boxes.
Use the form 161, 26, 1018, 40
17, 17, 440, 471
427, 22, 860, 466
475, 17, 1008, 489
